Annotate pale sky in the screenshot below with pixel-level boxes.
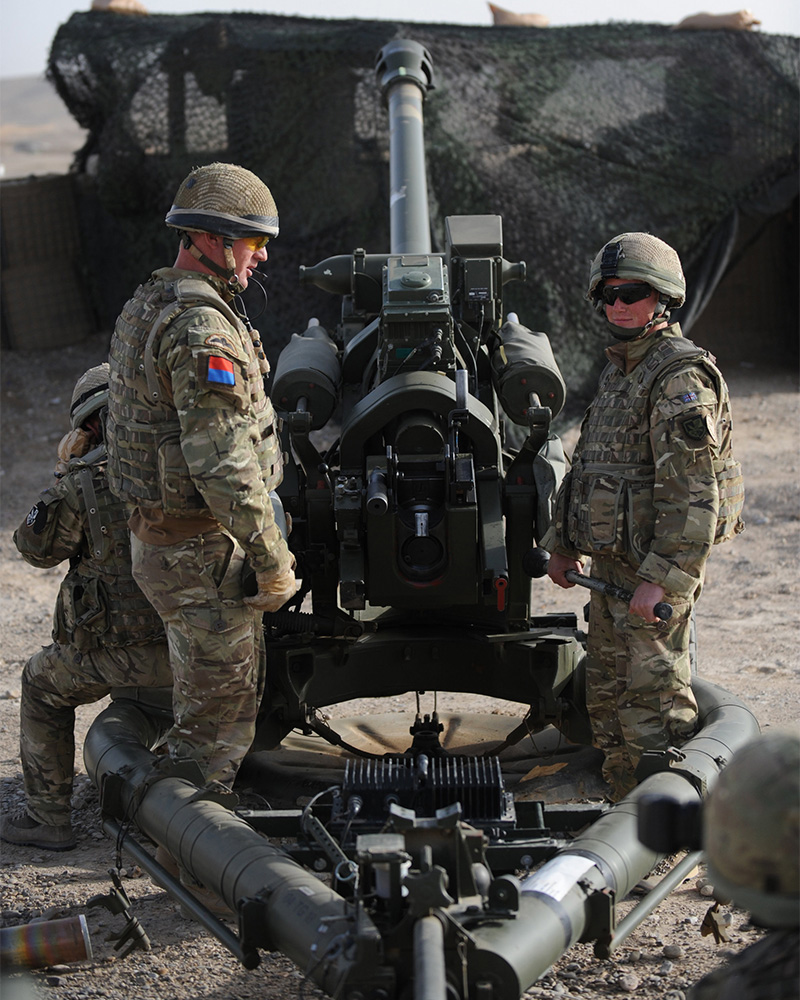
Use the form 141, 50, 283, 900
1, 0, 798, 80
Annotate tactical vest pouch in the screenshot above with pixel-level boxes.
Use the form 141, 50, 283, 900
57, 574, 109, 649
567, 469, 627, 554
713, 454, 745, 543
259, 410, 283, 493
157, 433, 206, 513
567, 468, 657, 562
625, 476, 657, 563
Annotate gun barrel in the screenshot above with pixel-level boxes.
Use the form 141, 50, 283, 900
375, 39, 435, 254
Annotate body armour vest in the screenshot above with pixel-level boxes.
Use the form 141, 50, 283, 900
107, 272, 282, 515
25, 448, 165, 651
563, 334, 744, 563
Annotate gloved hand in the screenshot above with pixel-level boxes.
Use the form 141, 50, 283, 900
54, 428, 94, 478
243, 564, 299, 613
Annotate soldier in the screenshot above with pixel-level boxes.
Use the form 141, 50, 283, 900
542, 233, 744, 800
106, 162, 298, 792
1, 365, 170, 851
688, 730, 799, 999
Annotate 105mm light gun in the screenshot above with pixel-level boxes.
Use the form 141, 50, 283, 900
83, 38, 760, 1000
258, 37, 575, 750
273, 38, 564, 621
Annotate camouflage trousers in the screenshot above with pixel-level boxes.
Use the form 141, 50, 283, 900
20, 639, 171, 826
585, 554, 699, 800
131, 530, 265, 789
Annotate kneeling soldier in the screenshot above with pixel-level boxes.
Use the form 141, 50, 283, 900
1, 364, 170, 850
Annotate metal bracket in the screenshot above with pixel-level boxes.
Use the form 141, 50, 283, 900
582, 885, 615, 950
405, 866, 455, 918
635, 747, 710, 795
87, 869, 151, 958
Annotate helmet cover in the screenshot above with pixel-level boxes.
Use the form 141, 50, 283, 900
587, 232, 686, 307
165, 162, 279, 240
703, 730, 800, 928
70, 363, 110, 429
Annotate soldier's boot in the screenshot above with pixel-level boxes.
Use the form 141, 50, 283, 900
0, 811, 76, 851
601, 758, 638, 803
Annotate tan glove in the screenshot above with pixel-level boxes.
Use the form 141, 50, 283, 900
243, 565, 299, 613
54, 428, 94, 478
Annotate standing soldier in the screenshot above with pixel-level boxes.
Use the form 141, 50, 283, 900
106, 162, 297, 792
1, 365, 170, 851
542, 233, 744, 801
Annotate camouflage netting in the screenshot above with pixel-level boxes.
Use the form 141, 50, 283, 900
48, 14, 799, 402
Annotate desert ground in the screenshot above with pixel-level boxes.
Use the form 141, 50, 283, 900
1, 317, 797, 999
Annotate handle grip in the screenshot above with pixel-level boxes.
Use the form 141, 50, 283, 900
564, 570, 673, 622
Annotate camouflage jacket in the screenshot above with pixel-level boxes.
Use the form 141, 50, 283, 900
13, 445, 165, 651
106, 268, 289, 574
543, 325, 744, 596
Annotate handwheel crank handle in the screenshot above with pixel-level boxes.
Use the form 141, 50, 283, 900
564, 570, 673, 621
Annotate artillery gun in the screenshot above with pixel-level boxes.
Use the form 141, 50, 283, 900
255, 36, 577, 752
84, 38, 759, 1000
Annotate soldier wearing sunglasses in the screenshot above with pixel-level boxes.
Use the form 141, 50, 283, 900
106, 163, 298, 797
542, 232, 744, 802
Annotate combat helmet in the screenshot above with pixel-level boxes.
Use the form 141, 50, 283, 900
587, 232, 686, 308
703, 730, 800, 928
165, 162, 278, 293
70, 363, 110, 430
165, 162, 279, 241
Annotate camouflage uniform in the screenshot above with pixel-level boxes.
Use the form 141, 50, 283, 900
543, 324, 743, 797
106, 268, 288, 787
12, 446, 170, 828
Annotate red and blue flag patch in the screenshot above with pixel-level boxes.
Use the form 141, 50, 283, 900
207, 355, 235, 386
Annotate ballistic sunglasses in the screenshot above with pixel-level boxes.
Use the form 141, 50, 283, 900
241, 234, 272, 251
600, 283, 654, 306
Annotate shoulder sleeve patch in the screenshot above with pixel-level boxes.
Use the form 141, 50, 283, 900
207, 355, 236, 386
681, 414, 711, 441
26, 503, 48, 534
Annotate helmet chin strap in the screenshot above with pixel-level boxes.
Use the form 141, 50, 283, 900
182, 233, 244, 296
